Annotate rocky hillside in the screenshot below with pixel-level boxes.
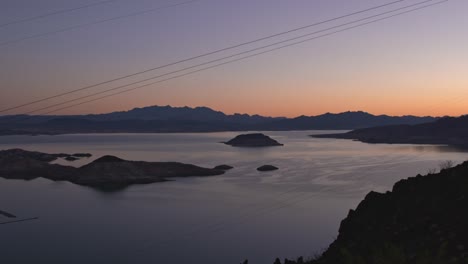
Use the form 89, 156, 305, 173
274, 161, 468, 264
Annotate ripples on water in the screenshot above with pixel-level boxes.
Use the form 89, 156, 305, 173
0, 131, 466, 264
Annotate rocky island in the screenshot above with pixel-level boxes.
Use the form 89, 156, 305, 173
257, 165, 279, 172
0, 149, 225, 188
271, 161, 468, 264
224, 133, 283, 147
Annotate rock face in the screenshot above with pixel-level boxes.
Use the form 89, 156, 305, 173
0, 149, 224, 188
273, 161, 468, 264
257, 165, 279, 172
225, 133, 283, 147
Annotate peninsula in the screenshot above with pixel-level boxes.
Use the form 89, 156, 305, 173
0, 149, 225, 188
313, 115, 468, 148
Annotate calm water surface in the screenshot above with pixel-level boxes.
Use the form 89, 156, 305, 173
0, 131, 467, 264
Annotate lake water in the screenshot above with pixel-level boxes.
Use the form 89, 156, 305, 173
0, 131, 467, 264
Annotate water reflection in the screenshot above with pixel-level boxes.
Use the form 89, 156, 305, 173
393, 144, 468, 153
0, 131, 467, 264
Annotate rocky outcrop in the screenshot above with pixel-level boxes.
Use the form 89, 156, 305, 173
0, 149, 224, 188
257, 165, 279, 172
224, 133, 283, 147
273, 161, 468, 264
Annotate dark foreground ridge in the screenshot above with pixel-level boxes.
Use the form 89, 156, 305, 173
313, 115, 468, 148
225, 133, 283, 147
271, 161, 468, 264
0, 149, 225, 188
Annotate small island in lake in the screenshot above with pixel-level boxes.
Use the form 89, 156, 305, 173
257, 165, 279, 172
224, 133, 283, 147
0, 149, 225, 188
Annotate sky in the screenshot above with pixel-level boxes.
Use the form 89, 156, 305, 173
0, 0, 467, 118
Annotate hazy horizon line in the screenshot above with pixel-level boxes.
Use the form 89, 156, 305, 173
1, 104, 451, 119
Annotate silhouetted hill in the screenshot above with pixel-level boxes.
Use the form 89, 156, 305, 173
0, 105, 437, 135
84, 105, 284, 124
273, 161, 468, 264
266, 111, 435, 130
314, 115, 468, 147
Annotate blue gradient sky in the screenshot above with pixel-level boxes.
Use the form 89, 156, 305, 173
0, 0, 466, 117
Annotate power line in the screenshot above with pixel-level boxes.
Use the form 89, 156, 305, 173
130, 168, 318, 253
0, 0, 202, 47
0, 0, 120, 28
16, 0, 439, 116
138, 155, 429, 253
1, 2, 458, 259
143, 189, 318, 250
31, 0, 448, 117
129, 159, 406, 258
0, 0, 408, 114
0, 0, 453, 252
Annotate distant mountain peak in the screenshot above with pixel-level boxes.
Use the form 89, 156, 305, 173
0, 105, 441, 135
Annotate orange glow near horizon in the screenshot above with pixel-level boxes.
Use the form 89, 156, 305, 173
51, 69, 467, 118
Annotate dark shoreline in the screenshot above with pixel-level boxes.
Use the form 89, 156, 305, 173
312, 133, 468, 150
0, 128, 345, 137
311, 115, 468, 150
